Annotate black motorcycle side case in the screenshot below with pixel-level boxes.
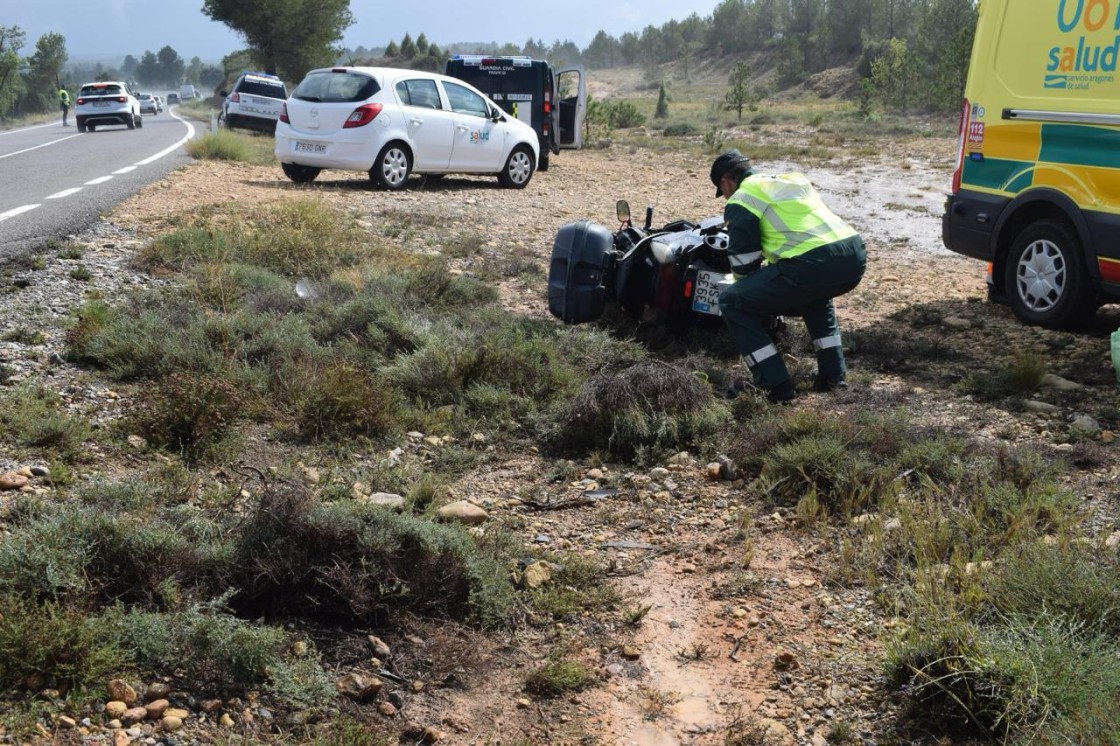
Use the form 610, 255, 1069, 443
548, 220, 614, 324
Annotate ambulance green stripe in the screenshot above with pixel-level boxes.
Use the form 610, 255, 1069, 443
1039, 124, 1120, 169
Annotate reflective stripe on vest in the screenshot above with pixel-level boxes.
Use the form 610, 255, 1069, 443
728, 173, 857, 263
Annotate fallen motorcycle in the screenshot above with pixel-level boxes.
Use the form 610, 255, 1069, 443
547, 200, 735, 326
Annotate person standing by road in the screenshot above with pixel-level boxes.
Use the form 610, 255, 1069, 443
59, 85, 71, 126
710, 149, 866, 403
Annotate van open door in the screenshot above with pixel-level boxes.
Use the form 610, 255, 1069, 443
555, 67, 585, 150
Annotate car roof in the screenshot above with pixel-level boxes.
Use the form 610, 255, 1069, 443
304, 66, 458, 84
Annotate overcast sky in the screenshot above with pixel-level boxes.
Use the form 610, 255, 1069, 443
5, 0, 719, 63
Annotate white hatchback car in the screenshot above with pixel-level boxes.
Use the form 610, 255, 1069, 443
275, 66, 540, 189
75, 81, 142, 132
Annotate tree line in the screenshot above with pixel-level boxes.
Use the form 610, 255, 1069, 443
1, 0, 977, 123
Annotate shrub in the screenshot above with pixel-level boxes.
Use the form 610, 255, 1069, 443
120, 602, 333, 705
524, 658, 593, 696
662, 123, 698, 137
133, 371, 245, 462
606, 100, 646, 129
0, 596, 123, 693
228, 484, 514, 627
0, 382, 92, 459
552, 361, 729, 461
297, 362, 400, 441
760, 434, 893, 517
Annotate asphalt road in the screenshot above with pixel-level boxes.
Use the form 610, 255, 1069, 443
0, 107, 201, 257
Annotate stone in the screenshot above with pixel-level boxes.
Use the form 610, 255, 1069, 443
113, 730, 130, 746
365, 492, 406, 511
108, 680, 138, 705
521, 561, 551, 589
199, 699, 223, 714
126, 435, 148, 450
164, 708, 190, 719
377, 702, 397, 717
0, 472, 29, 490
145, 699, 169, 719
58, 716, 77, 729
145, 682, 171, 701
161, 716, 183, 732
335, 673, 383, 701
1070, 414, 1101, 436
621, 645, 641, 660
121, 707, 147, 726
649, 467, 670, 479
219, 713, 235, 727
1024, 400, 1061, 415
1042, 373, 1083, 392
368, 635, 392, 659
29, 464, 50, 477
756, 718, 795, 746
941, 316, 972, 329
105, 701, 128, 719
421, 726, 444, 743
436, 500, 488, 525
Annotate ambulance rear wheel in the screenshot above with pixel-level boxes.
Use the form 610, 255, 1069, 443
1004, 218, 1096, 329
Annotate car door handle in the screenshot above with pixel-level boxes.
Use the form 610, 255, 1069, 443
410, 118, 423, 126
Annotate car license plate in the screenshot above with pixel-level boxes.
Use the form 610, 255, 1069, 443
93, 101, 109, 107
692, 270, 728, 315
294, 141, 326, 154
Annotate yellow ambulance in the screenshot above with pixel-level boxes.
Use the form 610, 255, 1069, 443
942, 0, 1120, 327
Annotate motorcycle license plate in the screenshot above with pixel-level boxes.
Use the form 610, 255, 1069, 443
692, 270, 725, 315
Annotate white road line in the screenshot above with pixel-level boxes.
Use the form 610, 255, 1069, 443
0, 133, 82, 160
136, 111, 196, 165
0, 204, 41, 222
113, 166, 138, 174
47, 188, 83, 199
0, 121, 62, 136
85, 176, 113, 185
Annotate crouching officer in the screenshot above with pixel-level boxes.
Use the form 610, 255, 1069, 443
711, 149, 866, 402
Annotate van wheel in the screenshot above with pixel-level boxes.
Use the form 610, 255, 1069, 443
371, 143, 411, 190
1004, 219, 1096, 328
499, 145, 535, 188
282, 163, 322, 183
540, 154, 550, 172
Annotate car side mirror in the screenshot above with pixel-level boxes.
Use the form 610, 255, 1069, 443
490, 106, 502, 122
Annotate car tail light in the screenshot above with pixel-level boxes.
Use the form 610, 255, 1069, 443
279, 102, 289, 123
116, 96, 127, 103
683, 279, 693, 299
543, 90, 551, 114
76, 98, 87, 105
343, 103, 382, 128
230, 92, 240, 102
951, 98, 970, 194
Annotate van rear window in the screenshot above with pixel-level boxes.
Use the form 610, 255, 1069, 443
292, 72, 379, 103
239, 80, 287, 98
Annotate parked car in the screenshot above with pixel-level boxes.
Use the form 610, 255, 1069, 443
275, 66, 540, 189
137, 93, 158, 115
220, 71, 287, 133
167, 92, 180, 105
75, 81, 142, 132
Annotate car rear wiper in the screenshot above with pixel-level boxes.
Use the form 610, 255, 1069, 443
298, 96, 322, 102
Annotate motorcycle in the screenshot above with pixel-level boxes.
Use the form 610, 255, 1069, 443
547, 200, 736, 326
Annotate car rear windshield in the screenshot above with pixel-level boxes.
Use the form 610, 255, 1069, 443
238, 80, 287, 98
292, 71, 379, 103
81, 84, 122, 96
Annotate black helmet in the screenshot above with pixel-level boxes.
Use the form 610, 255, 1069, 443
710, 149, 752, 197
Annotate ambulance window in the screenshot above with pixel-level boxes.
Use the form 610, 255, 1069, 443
396, 79, 442, 109
443, 82, 488, 118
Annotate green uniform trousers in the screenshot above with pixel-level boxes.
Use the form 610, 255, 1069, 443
718, 235, 866, 390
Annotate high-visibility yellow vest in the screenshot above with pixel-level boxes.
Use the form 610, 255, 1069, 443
728, 173, 856, 263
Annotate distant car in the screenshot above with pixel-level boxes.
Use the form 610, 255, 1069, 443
275, 66, 540, 189
221, 71, 288, 133
167, 92, 180, 105
153, 95, 164, 112
75, 81, 142, 132
137, 93, 158, 116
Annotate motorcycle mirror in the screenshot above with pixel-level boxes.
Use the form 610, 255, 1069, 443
616, 200, 632, 225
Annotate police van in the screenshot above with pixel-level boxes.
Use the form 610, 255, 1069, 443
445, 55, 586, 171
942, 0, 1120, 328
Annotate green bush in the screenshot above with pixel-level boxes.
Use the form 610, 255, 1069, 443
297, 362, 400, 441
133, 371, 246, 462
524, 658, 593, 696
606, 100, 646, 129
552, 361, 728, 461
228, 484, 514, 627
186, 130, 254, 162
761, 434, 893, 517
0, 596, 123, 692
0, 382, 92, 459
662, 122, 698, 137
